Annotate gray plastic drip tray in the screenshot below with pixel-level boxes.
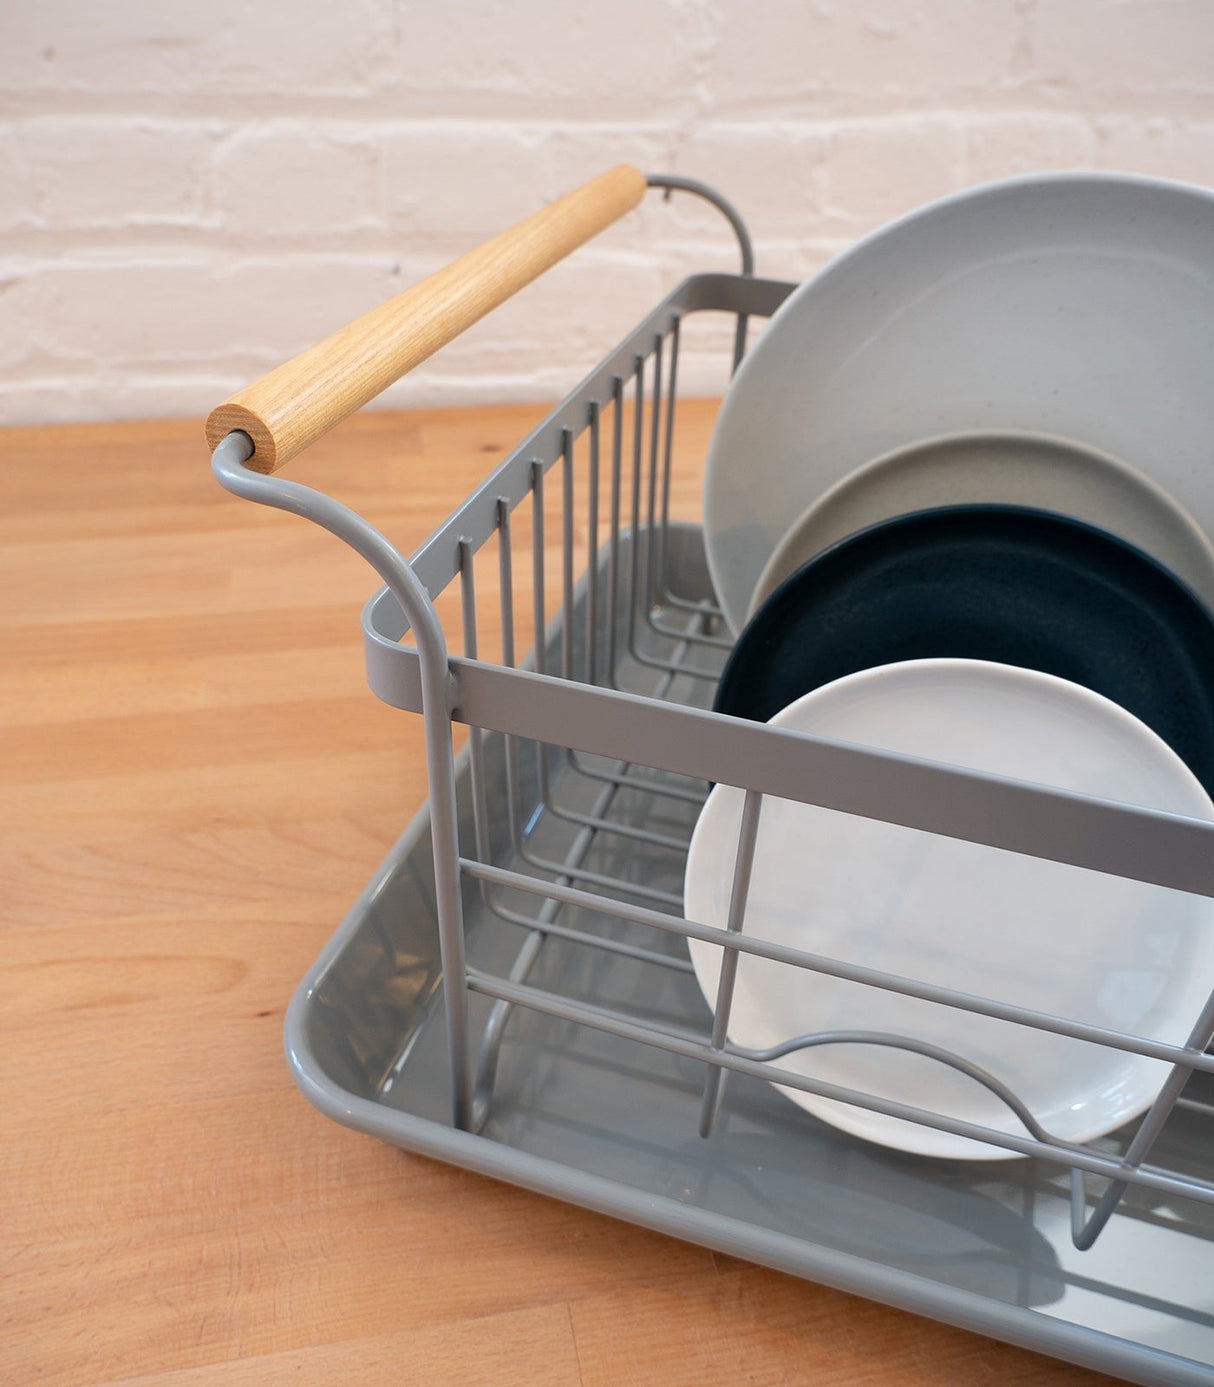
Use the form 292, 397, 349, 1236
286, 527, 1214, 1387
287, 744, 1214, 1387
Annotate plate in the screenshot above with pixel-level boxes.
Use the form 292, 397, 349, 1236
705, 172, 1214, 635
716, 504, 1214, 797
747, 430, 1214, 621
685, 658, 1214, 1159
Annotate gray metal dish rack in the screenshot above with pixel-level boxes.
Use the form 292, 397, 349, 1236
211, 172, 1214, 1386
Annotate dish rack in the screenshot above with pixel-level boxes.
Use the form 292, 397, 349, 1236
210, 168, 1214, 1386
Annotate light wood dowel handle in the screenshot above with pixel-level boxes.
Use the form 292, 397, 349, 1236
206, 164, 648, 473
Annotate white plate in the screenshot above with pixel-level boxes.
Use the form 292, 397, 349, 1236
684, 659, 1214, 1160
706, 172, 1214, 634
747, 430, 1214, 621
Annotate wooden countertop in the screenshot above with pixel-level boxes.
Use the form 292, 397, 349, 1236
2, 404, 1121, 1386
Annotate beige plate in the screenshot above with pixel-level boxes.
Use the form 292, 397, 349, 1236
748, 430, 1214, 621
704, 174, 1214, 636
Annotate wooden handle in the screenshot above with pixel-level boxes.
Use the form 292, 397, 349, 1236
205, 164, 648, 472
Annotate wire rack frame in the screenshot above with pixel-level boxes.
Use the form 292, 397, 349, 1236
214, 218, 1214, 1260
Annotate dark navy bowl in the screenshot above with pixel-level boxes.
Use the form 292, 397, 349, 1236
716, 504, 1214, 795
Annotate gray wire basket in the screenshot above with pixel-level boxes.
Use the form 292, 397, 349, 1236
211, 169, 1214, 1386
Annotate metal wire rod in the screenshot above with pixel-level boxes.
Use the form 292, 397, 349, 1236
459, 857, 1214, 1076
463, 968, 1214, 1204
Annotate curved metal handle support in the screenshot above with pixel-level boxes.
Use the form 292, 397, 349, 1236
645, 173, 755, 373
211, 431, 475, 1130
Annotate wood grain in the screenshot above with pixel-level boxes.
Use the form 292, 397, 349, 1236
204, 165, 647, 472
0, 404, 1124, 1387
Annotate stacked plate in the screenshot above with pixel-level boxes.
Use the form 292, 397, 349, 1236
687, 172, 1214, 1160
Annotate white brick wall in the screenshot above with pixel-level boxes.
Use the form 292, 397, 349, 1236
2, 0, 1213, 426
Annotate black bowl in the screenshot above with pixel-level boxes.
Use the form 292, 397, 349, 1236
716, 504, 1214, 795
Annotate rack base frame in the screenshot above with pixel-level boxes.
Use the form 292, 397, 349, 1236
286, 527, 1214, 1387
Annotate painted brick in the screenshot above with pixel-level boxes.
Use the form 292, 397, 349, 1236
382, 124, 672, 258
1025, 0, 1214, 97
406, 251, 665, 374
963, 114, 1095, 186
1095, 118, 1214, 186
0, 129, 39, 232
375, 347, 732, 412
0, 0, 396, 96
370, 0, 701, 122
656, 124, 844, 284
373, 250, 665, 406
0, 373, 246, 429
528, 129, 682, 274
22, 256, 400, 372
381, 125, 553, 249
669, 122, 828, 242
0, 266, 39, 371
823, 118, 964, 230
0, 1, 700, 118
732, 235, 843, 285
214, 257, 403, 370
1, 0, 697, 118
213, 125, 382, 238
190, 0, 397, 95
4, 0, 1214, 428
20, 118, 215, 229
540, 128, 675, 197
703, 0, 1024, 111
